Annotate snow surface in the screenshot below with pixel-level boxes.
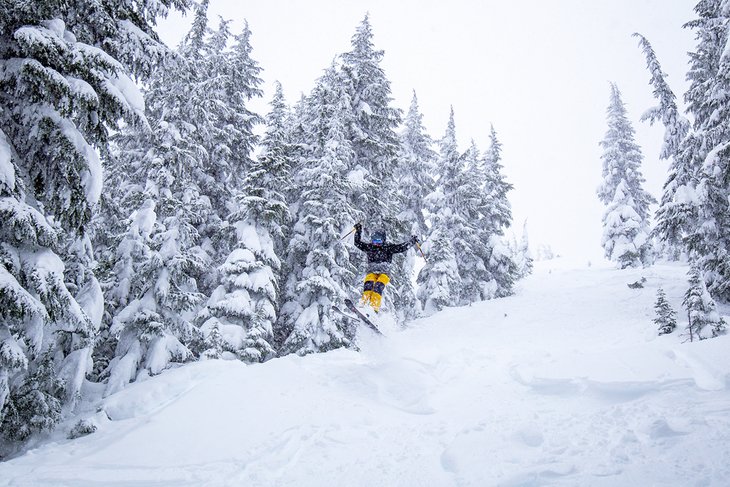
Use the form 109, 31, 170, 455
1, 260, 729, 486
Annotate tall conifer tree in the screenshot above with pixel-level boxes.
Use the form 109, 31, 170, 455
634, 33, 693, 259
417, 108, 463, 312
198, 82, 290, 362
479, 127, 517, 298
102, 2, 219, 395
278, 67, 357, 354
638, 2, 730, 301
391, 92, 436, 319
341, 15, 402, 224
397, 91, 437, 237
681, 1, 730, 300
636, 2, 730, 339
598, 83, 655, 268
0, 0, 189, 437
458, 141, 492, 302
338, 16, 413, 317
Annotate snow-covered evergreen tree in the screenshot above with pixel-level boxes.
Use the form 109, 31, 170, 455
635, 3, 730, 306
389, 92, 436, 320
653, 288, 677, 335
397, 91, 437, 237
101, 3, 223, 395
241, 80, 292, 256
102, 191, 203, 396
1, 349, 64, 441
203, 18, 265, 300
680, 2, 730, 301
100, 2, 265, 385
536, 244, 556, 261
197, 246, 277, 362
510, 220, 534, 279
683, 0, 728, 131
198, 82, 290, 362
187, 13, 231, 218
634, 3, 730, 333
93, 199, 157, 377
0, 0, 188, 434
200, 321, 223, 360
340, 14, 402, 228
417, 108, 464, 311
481, 127, 514, 235
601, 181, 653, 268
634, 33, 693, 259
418, 112, 516, 310
277, 66, 357, 355
641, 3, 730, 301
519, 222, 534, 277
458, 141, 493, 302
416, 224, 461, 315
478, 126, 517, 298
174, 14, 263, 279
598, 83, 656, 268
337, 16, 416, 319
683, 263, 726, 341
634, 33, 691, 161
208, 19, 263, 197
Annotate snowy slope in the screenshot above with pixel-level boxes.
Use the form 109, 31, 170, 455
1, 260, 729, 486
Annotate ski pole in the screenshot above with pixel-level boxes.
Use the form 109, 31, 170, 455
339, 222, 361, 242
415, 239, 427, 262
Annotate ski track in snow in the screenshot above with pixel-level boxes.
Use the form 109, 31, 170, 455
1, 261, 730, 486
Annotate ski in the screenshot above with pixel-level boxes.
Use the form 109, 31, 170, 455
332, 305, 359, 322
343, 298, 383, 335
332, 305, 382, 335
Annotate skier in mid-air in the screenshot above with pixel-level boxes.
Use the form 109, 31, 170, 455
353, 222, 418, 313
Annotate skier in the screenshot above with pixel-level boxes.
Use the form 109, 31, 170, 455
354, 222, 418, 313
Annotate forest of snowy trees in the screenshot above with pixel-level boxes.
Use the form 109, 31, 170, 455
599, 0, 728, 341
0, 1, 523, 446
4, 0, 730, 453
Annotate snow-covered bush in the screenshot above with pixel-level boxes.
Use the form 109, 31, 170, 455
653, 288, 677, 335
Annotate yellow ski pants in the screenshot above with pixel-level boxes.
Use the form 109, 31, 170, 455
360, 273, 390, 312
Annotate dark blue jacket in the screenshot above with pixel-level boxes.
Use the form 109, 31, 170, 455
355, 228, 410, 270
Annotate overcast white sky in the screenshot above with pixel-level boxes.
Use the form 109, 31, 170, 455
157, 0, 697, 262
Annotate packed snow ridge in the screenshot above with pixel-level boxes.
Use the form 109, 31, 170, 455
1, 259, 729, 486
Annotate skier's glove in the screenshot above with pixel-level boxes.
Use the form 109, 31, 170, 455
354, 222, 362, 232
411, 235, 419, 244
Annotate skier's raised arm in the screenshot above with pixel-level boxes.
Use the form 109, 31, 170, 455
388, 235, 418, 254
354, 222, 370, 251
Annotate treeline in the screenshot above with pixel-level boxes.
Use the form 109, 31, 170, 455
597, 1, 729, 340
0, 1, 525, 446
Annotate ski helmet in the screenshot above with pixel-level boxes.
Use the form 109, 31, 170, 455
371, 229, 386, 245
